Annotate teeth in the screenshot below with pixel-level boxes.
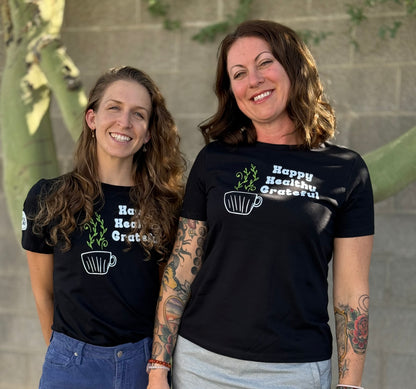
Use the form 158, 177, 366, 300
253, 91, 271, 102
110, 133, 132, 142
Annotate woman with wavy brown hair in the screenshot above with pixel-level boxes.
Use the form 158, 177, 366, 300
148, 20, 373, 389
200, 19, 336, 147
22, 66, 185, 389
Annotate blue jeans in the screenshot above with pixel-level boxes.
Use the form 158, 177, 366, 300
39, 331, 151, 389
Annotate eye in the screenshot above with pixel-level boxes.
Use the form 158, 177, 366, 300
233, 71, 246, 80
108, 105, 120, 111
134, 111, 145, 119
259, 59, 273, 67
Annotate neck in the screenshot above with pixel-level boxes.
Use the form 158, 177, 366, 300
254, 116, 300, 145
98, 160, 135, 187
255, 125, 300, 145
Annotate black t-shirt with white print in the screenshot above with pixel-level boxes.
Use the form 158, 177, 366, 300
179, 141, 374, 363
22, 179, 159, 346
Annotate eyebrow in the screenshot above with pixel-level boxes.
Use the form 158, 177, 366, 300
229, 50, 273, 71
105, 99, 150, 113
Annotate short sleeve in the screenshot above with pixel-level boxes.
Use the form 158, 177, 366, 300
334, 155, 374, 238
181, 147, 208, 221
21, 179, 54, 254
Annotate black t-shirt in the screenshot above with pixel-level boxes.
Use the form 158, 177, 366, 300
179, 141, 374, 363
22, 179, 160, 346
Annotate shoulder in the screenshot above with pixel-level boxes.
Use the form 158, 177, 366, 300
317, 142, 367, 165
199, 140, 245, 157
24, 177, 64, 210
319, 141, 362, 157
27, 177, 62, 198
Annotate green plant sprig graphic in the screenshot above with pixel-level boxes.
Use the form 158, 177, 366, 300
84, 212, 108, 250
234, 164, 259, 192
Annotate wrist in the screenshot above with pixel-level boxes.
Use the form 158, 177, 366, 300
148, 367, 169, 377
146, 358, 172, 374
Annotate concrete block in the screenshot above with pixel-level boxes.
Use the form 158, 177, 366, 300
354, 17, 416, 64
369, 253, 388, 305
309, 0, 356, 16
394, 181, 416, 211
159, 70, 217, 117
349, 114, 416, 155
362, 349, 383, 388
26, 351, 45, 389
63, 0, 138, 28
370, 305, 416, 354
0, 233, 26, 276
0, 275, 27, 313
62, 28, 177, 74
247, 0, 310, 19
373, 214, 416, 258
0, 160, 3, 192
0, 314, 39, 350
174, 117, 206, 164
321, 66, 398, 113
384, 353, 416, 386
389, 257, 416, 304
332, 114, 352, 147
24, 315, 45, 350
0, 352, 27, 388
373, 196, 395, 213
176, 27, 219, 74
142, 0, 218, 22
291, 19, 352, 67
400, 65, 416, 111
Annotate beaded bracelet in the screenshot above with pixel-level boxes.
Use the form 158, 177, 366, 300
146, 358, 172, 374
146, 363, 170, 374
336, 385, 364, 389
148, 359, 172, 369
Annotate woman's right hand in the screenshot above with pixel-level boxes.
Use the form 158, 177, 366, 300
147, 368, 170, 389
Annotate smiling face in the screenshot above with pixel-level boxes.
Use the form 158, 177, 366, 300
85, 79, 152, 170
227, 36, 295, 141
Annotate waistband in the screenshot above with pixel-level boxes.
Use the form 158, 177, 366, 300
50, 331, 151, 363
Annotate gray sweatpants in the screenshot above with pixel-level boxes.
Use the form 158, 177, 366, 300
172, 336, 331, 389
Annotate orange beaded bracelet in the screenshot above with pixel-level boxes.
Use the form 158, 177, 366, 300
148, 359, 172, 369
146, 359, 172, 374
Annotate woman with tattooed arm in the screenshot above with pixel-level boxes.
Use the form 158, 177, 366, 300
147, 20, 374, 389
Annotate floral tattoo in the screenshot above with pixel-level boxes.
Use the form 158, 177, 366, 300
335, 294, 369, 378
151, 218, 207, 362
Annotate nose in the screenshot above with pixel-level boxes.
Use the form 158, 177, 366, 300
248, 69, 264, 88
118, 110, 132, 128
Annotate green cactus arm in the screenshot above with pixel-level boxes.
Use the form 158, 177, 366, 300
0, 0, 60, 237
363, 126, 416, 203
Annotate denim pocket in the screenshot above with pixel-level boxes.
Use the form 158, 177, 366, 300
44, 340, 74, 367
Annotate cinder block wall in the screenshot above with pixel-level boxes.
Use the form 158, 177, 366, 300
0, 1, 415, 388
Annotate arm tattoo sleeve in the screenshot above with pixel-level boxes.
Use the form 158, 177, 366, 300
152, 218, 207, 362
335, 294, 369, 378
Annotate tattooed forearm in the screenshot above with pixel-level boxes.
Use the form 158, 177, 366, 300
335, 294, 369, 378
151, 218, 207, 362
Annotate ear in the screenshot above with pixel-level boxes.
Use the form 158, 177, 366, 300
85, 109, 96, 130
144, 131, 151, 144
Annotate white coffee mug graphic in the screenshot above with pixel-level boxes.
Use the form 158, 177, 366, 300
81, 251, 117, 275
224, 191, 263, 215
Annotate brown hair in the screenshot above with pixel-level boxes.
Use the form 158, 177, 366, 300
200, 19, 336, 148
34, 66, 185, 260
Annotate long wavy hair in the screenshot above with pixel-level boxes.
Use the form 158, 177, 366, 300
200, 20, 336, 148
34, 66, 186, 260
